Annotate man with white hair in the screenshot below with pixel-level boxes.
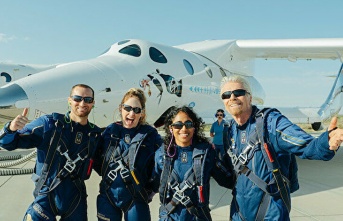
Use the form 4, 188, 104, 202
221, 75, 341, 221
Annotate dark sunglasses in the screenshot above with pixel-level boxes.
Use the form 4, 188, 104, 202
221, 89, 249, 100
171, 120, 194, 129
70, 95, 94, 104
122, 104, 142, 114
216, 114, 223, 117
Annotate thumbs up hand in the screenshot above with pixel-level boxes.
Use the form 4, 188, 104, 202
328, 116, 343, 151
9, 108, 29, 132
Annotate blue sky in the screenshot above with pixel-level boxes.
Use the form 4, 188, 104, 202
0, 1, 342, 108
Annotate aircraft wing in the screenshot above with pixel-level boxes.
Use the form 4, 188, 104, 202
176, 38, 343, 76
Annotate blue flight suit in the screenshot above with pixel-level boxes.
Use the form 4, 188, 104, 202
154, 142, 235, 221
0, 113, 101, 221
94, 122, 162, 221
210, 119, 226, 157
225, 106, 336, 221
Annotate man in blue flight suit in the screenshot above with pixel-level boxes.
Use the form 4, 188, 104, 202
220, 75, 342, 221
210, 108, 226, 157
0, 84, 101, 221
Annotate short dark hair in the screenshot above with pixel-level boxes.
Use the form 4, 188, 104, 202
70, 84, 94, 97
216, 109, 224, 114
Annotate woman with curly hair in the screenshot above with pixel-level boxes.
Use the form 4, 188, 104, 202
154, 105, 235, 221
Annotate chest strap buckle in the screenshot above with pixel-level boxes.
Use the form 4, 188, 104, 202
107, 159, 128, 181
57, 146, 87, 173
172, 180, 193, 206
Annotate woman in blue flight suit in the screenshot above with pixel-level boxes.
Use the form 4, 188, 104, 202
94, 88, 163, 221
154, 106, 235, 221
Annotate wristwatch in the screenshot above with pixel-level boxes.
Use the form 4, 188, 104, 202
5, 122, 15, 133
0, 122, 13, 139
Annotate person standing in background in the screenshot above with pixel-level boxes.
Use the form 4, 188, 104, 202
210, 109, 226, 157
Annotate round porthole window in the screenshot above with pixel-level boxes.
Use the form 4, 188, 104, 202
183, 59, 194, 75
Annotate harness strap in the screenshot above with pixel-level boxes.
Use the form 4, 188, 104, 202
231, 184, 272, 221
159, 154, 174, 204
161, 146, 211, 220
126, 132, 150, 202
255, 109, 291, 213
41, 132, 99, 194
255, 192, 271, 221
163, 172, 196, 215
100, 122, 123, 176
103, 126, 153, 203
230, 146, 291, 220
33, 120, 64, 197
47, 178, 86, 217
101, 135, 121, 176
226, 107, 292, 220
255, 110, 280, 169
272, 169, 291, 212
128, 132, 149, 170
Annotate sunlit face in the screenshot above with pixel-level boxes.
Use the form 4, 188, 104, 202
121, 96, 143, 129
221, 81, 252, 117
68, 86, 94, 119
170, 111, 195, 147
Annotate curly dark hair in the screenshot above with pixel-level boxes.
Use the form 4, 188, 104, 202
163, 105, 208, 149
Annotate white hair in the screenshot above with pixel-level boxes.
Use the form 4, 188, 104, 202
220, 75, 252, 95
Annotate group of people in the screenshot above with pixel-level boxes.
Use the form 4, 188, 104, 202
0, 74, 342, 221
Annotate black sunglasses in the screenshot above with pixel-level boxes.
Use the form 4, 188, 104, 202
216, 114, 223, 117
70, 95, 94, 104
122, 104, 142, 114
171, 120, 194, 129
221, 89, 249, 100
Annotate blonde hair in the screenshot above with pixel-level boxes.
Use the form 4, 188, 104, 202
120, 88, 147, 124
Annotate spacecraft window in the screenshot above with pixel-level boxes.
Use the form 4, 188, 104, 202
204, 64, 213, 78
118, 40, 130, 45
149, 47, 167, 63
0, 72, 12, 82
183, 59, 194, 75
119, 44, 141, 57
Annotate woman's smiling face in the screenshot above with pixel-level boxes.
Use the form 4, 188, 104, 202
121, 96, 143, 129
170, 111, 195, 147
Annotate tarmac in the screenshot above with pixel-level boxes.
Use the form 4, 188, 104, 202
1, 132, 343, 221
